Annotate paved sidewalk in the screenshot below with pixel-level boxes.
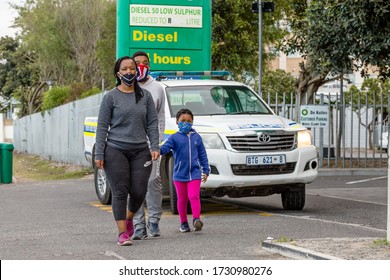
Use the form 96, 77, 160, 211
262, 237, 390, 260
319, 168, 388, 176
262, 168, 389, 260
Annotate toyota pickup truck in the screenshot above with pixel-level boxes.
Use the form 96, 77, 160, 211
83, 71, 318, 213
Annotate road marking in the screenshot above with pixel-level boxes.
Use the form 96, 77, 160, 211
307, 193, 387, 206
105, 251, 127, 260
346, 176, 387, 185
271, 212, 386, 233
89, 202, 112, 213
89, 201, 272, 217
259, 212, 273, 217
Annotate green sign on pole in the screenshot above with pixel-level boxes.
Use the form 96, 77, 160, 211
117, 0, 211, 71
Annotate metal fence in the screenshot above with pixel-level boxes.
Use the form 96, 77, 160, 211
13, 91, 105, 166
266, 92, 389, 168
13, 90, 389, 168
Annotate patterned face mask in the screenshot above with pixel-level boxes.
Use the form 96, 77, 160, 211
119, 73, 136, 86
178, 122, 193, 134
136, 63, 150, 82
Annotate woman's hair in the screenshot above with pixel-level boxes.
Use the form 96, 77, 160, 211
176, 108, 194, 121
113, 56, 144, 103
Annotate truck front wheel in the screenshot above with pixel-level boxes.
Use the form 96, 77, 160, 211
94, 166, 112, 205
281, 185, 305, 210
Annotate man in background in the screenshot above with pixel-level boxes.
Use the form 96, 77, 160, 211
132, 51, 166, 239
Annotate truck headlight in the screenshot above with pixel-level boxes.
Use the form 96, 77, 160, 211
200, 133, 225, 149
297, 130, 312, 148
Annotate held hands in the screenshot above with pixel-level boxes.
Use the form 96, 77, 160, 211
95, 159, 104, 169
151, 151, 160, 161
201, 173, 208, 183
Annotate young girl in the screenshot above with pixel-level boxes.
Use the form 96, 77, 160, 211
160, 108, 210, 232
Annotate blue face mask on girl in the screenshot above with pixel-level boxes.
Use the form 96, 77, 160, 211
178, 122, 193, 134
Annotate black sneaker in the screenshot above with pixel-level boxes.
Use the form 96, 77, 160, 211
193, 218, 204, 231
179, 222, 191, 233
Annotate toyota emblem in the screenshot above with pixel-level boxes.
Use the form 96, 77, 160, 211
257, 133, 271, 143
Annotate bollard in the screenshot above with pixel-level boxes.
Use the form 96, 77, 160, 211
0, 142, 14, 184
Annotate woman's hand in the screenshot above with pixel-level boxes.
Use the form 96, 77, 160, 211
95, 159, 104, 169
201, 173, 208, 183
151, 151, 160, 161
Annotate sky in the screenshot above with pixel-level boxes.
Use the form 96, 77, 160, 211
0, 0, 23, 38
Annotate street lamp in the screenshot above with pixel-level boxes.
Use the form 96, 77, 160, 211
42, 78, 57, 90
252, 1, 275, 98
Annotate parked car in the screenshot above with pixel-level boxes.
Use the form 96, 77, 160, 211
83, 71, 318, 213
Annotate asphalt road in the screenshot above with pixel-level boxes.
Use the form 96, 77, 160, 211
0, 174, 387, 260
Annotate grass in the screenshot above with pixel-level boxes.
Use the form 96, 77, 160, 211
372, 239, 390, 247
12, 151, 93, 182
276, 236, 294, 243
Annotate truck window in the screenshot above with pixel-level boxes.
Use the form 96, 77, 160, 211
166, 85, 272, 116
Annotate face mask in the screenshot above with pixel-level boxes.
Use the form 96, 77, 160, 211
136, 63, 150, 82
119, 73, 136, 86
178, 122, 193, 134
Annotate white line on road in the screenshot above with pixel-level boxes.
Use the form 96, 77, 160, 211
105, 251, 127, 260
307, 193, 387, 206
272, 213, 386, 233
346, 176, 387, 185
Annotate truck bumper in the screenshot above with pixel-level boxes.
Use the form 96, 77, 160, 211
201, 146, 318, 191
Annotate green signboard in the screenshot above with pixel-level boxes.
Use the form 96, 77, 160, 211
117, 0, 211, 71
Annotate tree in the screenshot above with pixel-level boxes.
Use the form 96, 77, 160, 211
0, 36, 44, 115
58, 0, 110, 87
96, 0, 116, 89
0, 36, 19, 105
13, 0, 76, 85
282, 0, 390, 105
13, 0, 114, 88
345, 79, 389, 150
211, 0, 291, 87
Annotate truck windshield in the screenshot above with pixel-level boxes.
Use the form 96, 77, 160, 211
166, 85, 272, 117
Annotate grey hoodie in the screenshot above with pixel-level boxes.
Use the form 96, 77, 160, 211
94, 87, 159, 160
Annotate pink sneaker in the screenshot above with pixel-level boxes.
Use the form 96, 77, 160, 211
126, 219, 134, 237
117, 232, 132, 246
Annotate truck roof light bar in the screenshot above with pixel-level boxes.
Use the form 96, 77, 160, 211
150, 71, 232, 81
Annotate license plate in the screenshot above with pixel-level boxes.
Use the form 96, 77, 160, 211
246, 155, 286, 165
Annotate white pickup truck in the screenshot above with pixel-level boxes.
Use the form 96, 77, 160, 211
84, 71, 318, 213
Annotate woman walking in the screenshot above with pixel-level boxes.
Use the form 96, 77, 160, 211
94, 56, 160, 245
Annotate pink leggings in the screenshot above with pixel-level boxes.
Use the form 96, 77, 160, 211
174, 180, 201, 223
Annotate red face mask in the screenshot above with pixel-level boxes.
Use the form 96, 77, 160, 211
136, 63, 150, 82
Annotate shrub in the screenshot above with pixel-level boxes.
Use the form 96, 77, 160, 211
41, 86, 71, 112
80, 87, 101, 99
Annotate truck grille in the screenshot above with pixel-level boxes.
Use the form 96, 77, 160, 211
231, 162, 296, 175
226, 132, 296, 152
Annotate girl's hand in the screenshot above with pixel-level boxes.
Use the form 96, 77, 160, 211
201, 173, 208, 183
151, 151, 160, 161
95, 159, 104, 169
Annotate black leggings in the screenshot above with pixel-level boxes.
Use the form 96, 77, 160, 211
104, 144, 152, 221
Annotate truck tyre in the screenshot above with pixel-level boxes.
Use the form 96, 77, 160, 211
281, 185, 305, 210
94, 166, 112, 205
168, 156, 179, 214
